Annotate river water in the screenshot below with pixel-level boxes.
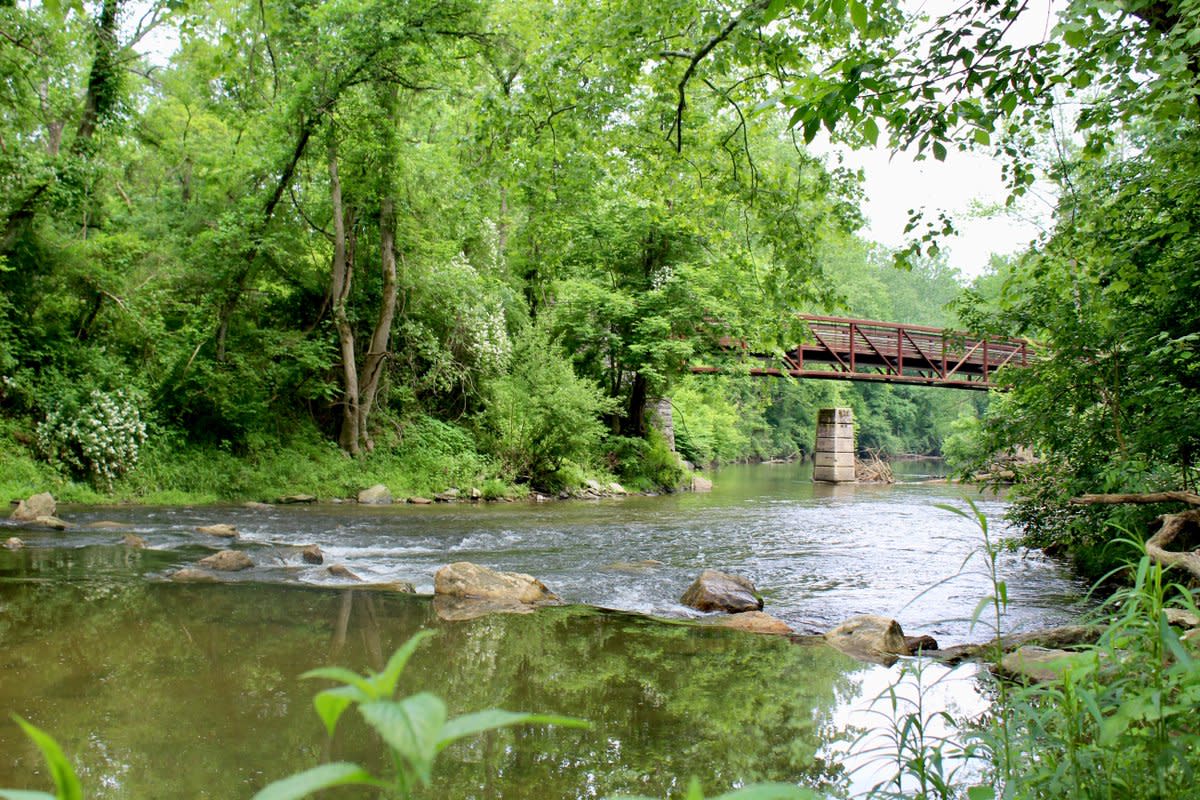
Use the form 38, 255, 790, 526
0, 462, 1089, 798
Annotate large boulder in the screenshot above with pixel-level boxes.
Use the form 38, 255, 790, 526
301, 545, 324, 564
679, 569, 763, 613
716, 611, 795, 636
825, 615, 909, 660
4, 537, 23, 550
11, 492, 55, 521
357, 484, 393, 505
327, 564, 361, 581
434, 561, 560, 605
198, 550, 253, 571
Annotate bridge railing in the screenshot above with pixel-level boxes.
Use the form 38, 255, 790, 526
694, 315, 1033, 390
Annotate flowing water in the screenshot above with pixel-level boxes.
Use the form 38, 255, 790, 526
0, 461, 1089, 798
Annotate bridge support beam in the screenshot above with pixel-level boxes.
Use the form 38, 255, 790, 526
813, 408, 856, 483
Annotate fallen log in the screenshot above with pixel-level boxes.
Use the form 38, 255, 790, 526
1070, 491, 1200, 506
931, 625, 1104, 665
1146, 509, 1200, 581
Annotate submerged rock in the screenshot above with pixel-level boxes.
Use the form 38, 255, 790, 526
433, 595, 537, 622
198, 550, 253, 571
10, 492, 55, 521
327, 564, 362, 581
691, 475, 713, 492
171, 568, 219, 583
86, 520, 129, 530
357, 484, 392, 505
243, 501, 274, 510
679, 569, 763, 613
825, 615, 909, 660
196, 524, 238, 538
122, 534, 147, 549
4, 536, 23, 550
602, 559, 665, 573
716, 611, 795, 636
301, 544, 324, 564
32, 515, 71, 530
434, 561, 560, 605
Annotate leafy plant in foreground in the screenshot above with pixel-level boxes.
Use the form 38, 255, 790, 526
252, 630, 586, 799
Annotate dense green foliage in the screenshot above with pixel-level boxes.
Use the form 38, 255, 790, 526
0, 0, 983, 500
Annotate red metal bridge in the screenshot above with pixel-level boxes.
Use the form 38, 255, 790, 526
692, 315, 1033, 391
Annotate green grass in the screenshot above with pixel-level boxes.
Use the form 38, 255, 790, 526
1, 414, 641, 506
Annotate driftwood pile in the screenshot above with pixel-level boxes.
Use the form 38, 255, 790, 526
855, 449, 895, 484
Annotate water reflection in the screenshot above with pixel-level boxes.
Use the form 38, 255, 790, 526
1, 576, 867, 798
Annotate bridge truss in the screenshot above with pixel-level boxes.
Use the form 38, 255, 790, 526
692, 315, 1033, 391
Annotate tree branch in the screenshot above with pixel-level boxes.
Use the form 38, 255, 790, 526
1070, 491, 1200, 506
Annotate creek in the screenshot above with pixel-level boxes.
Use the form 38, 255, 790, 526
0, 461, 1089, 798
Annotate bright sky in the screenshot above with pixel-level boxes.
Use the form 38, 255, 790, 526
810, 0, 1062, 280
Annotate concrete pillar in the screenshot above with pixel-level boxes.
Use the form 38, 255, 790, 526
813, 407, 856, 483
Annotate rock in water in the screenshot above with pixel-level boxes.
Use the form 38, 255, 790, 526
691, 475, 713, 492
608, 482, 627, 495
679, 569, 763, 613
172, 568, 218, 583
407, 496, 432, 505
1000, 646, 1096, 683
301, 544, 323, 564
198, 550, 253, 571
86, 520, 129, 530
196, 524, 238, 538
122, 534, 147, 549
717, 611, 795, 635
275, 494, 317, 504
327, 564, 361, 581
10, 492, 55, 521
4, 537, 23, 550
32, 515, 71, 530
357, 484, 393, 505
825, 615, 909, 660
433, 595, 537, 622
434, 561, 560, 605
905, 634, 940, 654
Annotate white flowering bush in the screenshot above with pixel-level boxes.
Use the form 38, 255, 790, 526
37, 389, 148, 489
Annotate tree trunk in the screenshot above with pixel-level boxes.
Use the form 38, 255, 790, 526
623, 372, 648, 437
329, 140, 360, 455
356, 196, 398, 452
74, 0, 122, 151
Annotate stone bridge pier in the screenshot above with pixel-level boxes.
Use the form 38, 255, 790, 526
813, 407, 856, 483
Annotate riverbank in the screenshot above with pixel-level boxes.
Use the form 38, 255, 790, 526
0, 415, 697, 507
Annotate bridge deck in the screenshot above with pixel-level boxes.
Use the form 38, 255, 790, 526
693, 315, 1032, 390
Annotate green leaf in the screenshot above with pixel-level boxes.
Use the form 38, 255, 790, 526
11, 717, 82, 800
932, 141, 947, 161
359, 694, 447, 786
967, 786, 996, 800
863, 116, 879, 145
374, 629, 436, 697
301, 666, 376, 697
849, 0, 868, 34
251, 763, 379, 800
973, 128, 991, 146
437, 710, 590, 752
312, 686, 360, 738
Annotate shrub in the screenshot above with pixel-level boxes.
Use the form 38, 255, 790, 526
36, 388, 147, 489
478, 326, 613, 488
